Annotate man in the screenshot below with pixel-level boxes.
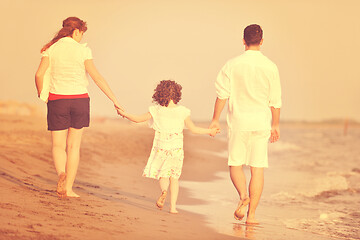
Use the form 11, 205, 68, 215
210, 24, 281, 224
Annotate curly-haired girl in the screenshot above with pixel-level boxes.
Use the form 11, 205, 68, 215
117, 80, 219, 213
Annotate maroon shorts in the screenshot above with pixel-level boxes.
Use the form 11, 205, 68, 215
47, 98, 90, 131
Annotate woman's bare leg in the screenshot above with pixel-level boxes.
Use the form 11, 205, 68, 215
52, 130, 68, 197
51, 130, 68, 175
65, 127, 84, 197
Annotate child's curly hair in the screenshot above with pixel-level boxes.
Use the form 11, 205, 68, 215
152, 80, 182, 107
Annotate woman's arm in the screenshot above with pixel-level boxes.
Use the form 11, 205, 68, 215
117, 109, 152, 123
185, 116, 219, 136
35, 57, 49, 97
84, 59, 123, 110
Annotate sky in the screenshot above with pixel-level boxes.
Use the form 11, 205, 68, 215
1, 0, 359, 122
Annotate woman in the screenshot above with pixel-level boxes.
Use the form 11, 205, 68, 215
35, 17, 122, 198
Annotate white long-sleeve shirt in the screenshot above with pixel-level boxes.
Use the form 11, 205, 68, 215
216, 50, 282, 131
41, 37, 93, 95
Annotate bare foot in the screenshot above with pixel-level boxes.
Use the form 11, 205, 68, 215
246, 217, 259, 225
156, 190, 167, 209
234, 198, 250, 221
170, 209, 178, 214
56, 172, 67, 198
66, 191, 80, 198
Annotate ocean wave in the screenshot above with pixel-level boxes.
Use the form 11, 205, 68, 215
283, 211, 360, 240
295, 159, 330, 170
300, 132, 325, 138
269, 191, 300, 203
270, 174, 353, 202
269, 141, 301, 152
300, 174, 349, 198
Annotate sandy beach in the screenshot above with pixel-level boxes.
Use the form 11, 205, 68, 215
1, 110, 360, 240
0, 113, 236, 240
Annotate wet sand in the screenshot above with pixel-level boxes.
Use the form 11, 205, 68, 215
0, 114, 237, 240
179, 121, 360, 240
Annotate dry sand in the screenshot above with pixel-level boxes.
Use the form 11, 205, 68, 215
0, 114, 237, 240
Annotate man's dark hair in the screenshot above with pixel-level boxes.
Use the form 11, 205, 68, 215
244, 24, 263, 46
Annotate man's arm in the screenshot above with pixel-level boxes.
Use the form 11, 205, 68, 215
185, 116, 220, 136
270, 107, 280, 143
209, 97, 227, 129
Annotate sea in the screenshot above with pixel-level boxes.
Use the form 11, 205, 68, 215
178, 123, 360, 240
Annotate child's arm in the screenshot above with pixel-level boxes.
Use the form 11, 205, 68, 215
117, 109, 152, 123
184, 116, 220, 136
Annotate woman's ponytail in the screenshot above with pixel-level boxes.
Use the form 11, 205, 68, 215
41, 17, 87, 53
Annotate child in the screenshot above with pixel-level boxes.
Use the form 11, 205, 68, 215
117, 80, 219, 213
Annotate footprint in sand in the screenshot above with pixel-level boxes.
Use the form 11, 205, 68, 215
84, 183, 100, 189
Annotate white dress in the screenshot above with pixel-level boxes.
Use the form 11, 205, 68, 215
143, 105, 190, 179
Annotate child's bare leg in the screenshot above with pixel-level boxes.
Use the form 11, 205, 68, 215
157, 177, 169, 209
169, 177, 179, 213
65, 127, 84, 198
159, 177, 170, 192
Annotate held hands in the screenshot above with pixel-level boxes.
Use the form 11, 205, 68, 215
113, 101, 124, 112
113, 101, 125, 117
209, 120, 221, 130
116, 108, 126, 118
209, 127, 220, 137
209, 120, 221, 137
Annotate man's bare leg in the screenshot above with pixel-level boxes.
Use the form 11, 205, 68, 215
230, 166, 249, 220
230, 165, 248, 200
246, 167, 264, 224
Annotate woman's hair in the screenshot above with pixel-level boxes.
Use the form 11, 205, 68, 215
41, 17, 87, 53
243, 24, 263, 46
152, 80, 182, 107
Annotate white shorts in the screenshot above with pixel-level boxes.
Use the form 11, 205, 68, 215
228, 130, 271, 168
